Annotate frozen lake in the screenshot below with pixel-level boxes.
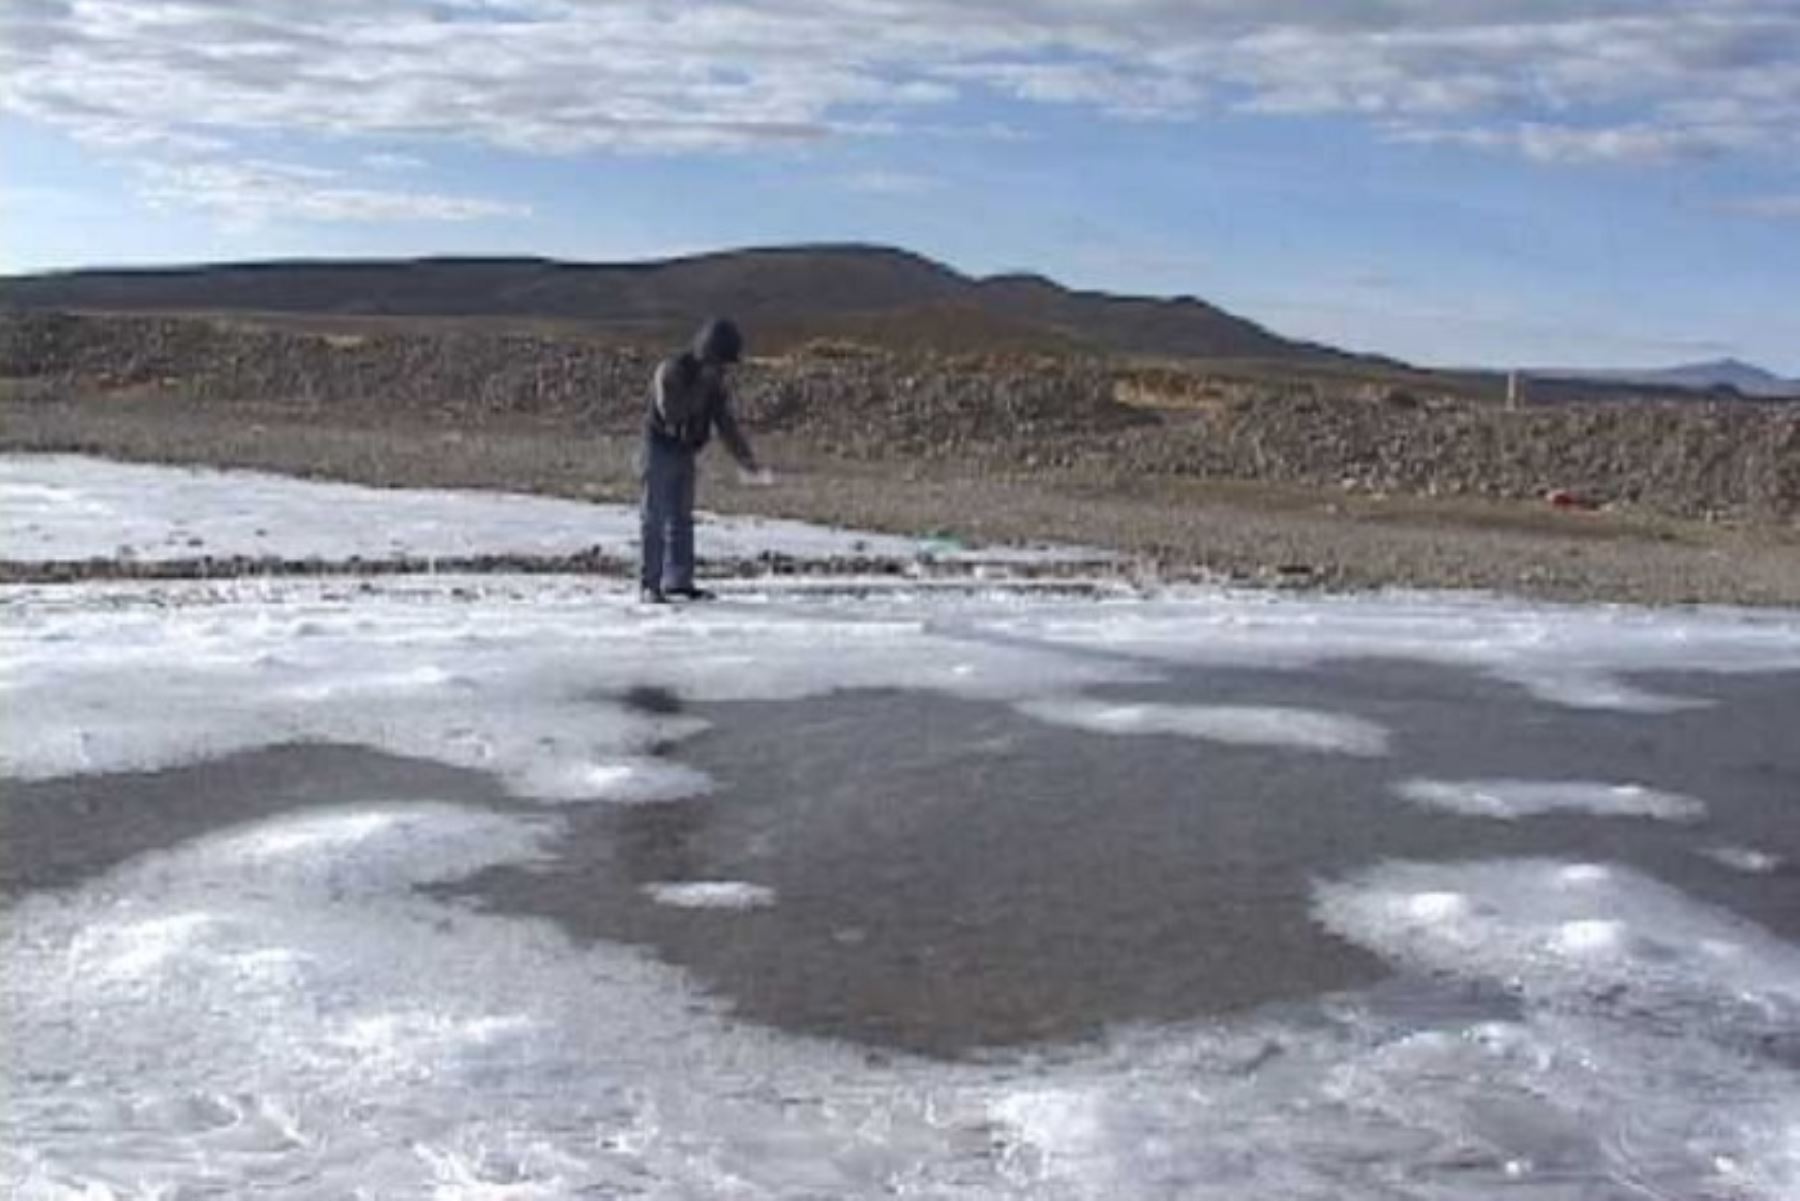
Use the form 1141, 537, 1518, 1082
3, 457, 1798, 1199
0, 454, 1104, 570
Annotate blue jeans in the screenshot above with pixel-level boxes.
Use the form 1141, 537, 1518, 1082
640, 436, 697, 591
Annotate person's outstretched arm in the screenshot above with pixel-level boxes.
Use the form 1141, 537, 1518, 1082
714, 393, 762, 475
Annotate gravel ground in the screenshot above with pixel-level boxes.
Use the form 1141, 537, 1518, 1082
7, 394, 1797, 606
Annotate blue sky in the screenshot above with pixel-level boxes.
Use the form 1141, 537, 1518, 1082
3, 1, 1797, 373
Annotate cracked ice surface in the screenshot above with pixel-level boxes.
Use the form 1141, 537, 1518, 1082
7, 802, 1797, 1198
973, 588, 1800, 712
4, 563, 1799, 1195
8, 575, 1798, 788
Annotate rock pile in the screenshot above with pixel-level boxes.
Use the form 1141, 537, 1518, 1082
1110, 387, 1800, 519
4, 311, 1794, 520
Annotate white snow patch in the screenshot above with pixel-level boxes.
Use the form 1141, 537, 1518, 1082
1016, 697, 1390, 756
514, 757, 716, 805
185, 803, 557, 900
0, 454, 1106, 567
1315, 858, 1800, 1027
232, 810, 404, 858
1404, 891, 1470, 922
643, 881, 777, 910
1308, 858, 1800, 1201
983, 587, 1800, 712
988, 1087, 1113, 1186
1704, 845, 1787, 874
1396, 777, 1706, 821
1552, 918, 1627, 954
0, 577, 1148, 790
1557, 862, 1612, 886
75, 911, 223, 979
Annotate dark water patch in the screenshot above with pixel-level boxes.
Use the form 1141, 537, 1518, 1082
0, 743, 509, 900
1078, 660, 1800, 939
10, 656, 1791, 1061
441, 687, 1387, 1055
443, 662, 1800, 1057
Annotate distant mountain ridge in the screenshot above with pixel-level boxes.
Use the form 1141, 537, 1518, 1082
1541, 358, 1800, 398
0, 244, 1355, 365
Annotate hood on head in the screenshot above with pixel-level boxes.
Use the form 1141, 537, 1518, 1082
693, 318, 744, 365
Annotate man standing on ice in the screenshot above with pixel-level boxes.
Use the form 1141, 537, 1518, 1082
639, 317, 770, 603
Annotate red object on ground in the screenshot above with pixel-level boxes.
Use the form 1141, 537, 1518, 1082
1545, 489, 1596, 510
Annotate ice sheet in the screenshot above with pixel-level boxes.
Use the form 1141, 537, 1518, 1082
0, 454, 1103, 567
1395, 778, 1706, 821
1017, 697, 1391, 755
5, 541, 1799, 1197
7, 576, 1795, 795
0, 578, 1155, 791
1314, 857, 1800, 1031
978, 587, 1800, 711
644, 881, 779, 910
1705, 845, 1787, 874
7, 806, 1797, 1199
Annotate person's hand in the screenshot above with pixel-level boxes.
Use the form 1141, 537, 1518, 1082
740, 466, 776, 487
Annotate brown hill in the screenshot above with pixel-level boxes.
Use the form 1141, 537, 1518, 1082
0, 244, 1344, 364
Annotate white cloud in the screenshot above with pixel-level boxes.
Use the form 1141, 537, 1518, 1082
937, 60, 1210, 119
0, 1, 1795, 172
362, 152, 428, 172
1390, 120, 1765, 166
136, 159, 530, 227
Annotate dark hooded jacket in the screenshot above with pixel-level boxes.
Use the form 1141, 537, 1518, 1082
644, 319, 757, 467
